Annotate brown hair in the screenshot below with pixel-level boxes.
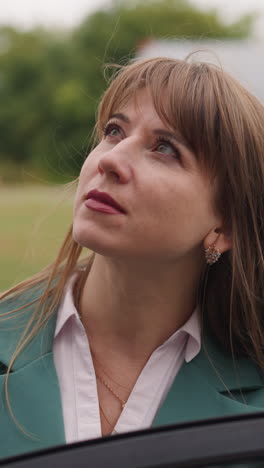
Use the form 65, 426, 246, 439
96, 57, 264, 366
2, 56, 264, 408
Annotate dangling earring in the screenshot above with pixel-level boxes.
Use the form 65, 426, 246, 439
205, 244, 221, 265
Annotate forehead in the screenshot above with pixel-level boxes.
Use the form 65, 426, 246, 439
97, 61, 222, 180
114, 88, 166, 126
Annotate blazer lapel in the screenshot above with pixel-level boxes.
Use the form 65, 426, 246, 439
2, 291, 264, 455
0, 353, 65, 459
0, 294, 65, 459
153, 330, 264, 427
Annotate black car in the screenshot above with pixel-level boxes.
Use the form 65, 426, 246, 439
1, 412, 264, 467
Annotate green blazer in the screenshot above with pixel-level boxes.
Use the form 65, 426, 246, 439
1, 288, 264, 460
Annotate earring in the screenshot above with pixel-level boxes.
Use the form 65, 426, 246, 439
205, 244, 221, 265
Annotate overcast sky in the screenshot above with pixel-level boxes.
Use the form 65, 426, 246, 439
1, 0, 264, 36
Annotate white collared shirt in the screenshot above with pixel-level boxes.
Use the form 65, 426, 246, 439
53, 276, 201, 443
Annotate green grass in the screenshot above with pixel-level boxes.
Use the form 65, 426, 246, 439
0, 185, 75, 292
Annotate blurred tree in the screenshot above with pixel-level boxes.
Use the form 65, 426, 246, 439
0, 0, 255, 182
74, 0, 254, 63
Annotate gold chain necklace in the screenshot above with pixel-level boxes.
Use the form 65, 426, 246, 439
96, 372, 127, 409
91, 351, 128, 409
74, 268, 122, 433
92, 350, 130, 389
74, 271, 127, 410
78, 317, 128, 410
98, 402, 118, 435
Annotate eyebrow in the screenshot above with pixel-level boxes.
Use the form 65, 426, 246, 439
109, 113, 130, 124
108, 113, 189, 149
152, 129, 188, 148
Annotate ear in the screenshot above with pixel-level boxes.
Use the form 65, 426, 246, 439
203, 226, 232, 254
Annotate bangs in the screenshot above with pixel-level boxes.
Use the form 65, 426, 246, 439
96, 57, 225, 176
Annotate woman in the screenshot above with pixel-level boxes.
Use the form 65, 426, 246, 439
1, 56, 264, 459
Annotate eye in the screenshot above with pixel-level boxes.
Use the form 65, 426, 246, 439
103, 121, 122, 139
156, 141, 173, 154
155, 138, 181, 160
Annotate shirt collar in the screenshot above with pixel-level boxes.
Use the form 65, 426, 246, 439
182, 308, 201, 362
54, 274, 80, 338
156, 307, 201, 362
55, 275, 201, 362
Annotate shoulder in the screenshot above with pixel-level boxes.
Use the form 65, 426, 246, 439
0, 282, 48, 332
0, 283, 58, 370
194, 326, 264, 393
0, 284, 42, 313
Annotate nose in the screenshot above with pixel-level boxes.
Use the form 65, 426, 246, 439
98, 139, 133, 183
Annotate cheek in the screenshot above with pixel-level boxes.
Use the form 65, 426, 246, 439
74, 161, 92, 213
76, 152, 99, 192
143, 180, 217, 242
79, 152, 96, 177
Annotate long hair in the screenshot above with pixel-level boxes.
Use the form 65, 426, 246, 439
96, 57, 264, 366
2, 56, 264, 387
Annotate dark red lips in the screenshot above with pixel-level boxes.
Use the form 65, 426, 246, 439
85, 189, 126, 214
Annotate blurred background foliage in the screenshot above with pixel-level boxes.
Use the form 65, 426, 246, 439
0, 0, 255, 184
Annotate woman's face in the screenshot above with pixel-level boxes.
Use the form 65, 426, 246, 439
73, 88, 222, 264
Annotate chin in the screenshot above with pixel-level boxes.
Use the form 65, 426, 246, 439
72, 225, 118, 257
72, 225, 96, 249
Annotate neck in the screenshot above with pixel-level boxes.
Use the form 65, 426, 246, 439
78, 252, 203, 363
